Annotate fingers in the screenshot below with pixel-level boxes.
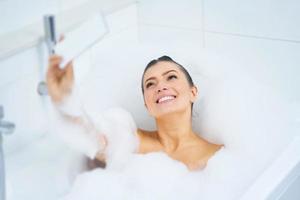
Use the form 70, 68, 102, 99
64, 61, 74, 83
49, 55, 63, 68
102, 135, 108, 147
47, 55, 63, 79
99, 135, 108, 149
58, 34, 65, 42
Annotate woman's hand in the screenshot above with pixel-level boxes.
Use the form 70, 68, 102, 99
46, 55, 74, 104
95, 135, 108, 162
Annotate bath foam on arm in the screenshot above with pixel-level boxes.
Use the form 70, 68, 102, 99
48, 85, 139, 169
48, 85, 103, 159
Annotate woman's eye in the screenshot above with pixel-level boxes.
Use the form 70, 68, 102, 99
146, 82, 154, 88
167, 75, 177, 80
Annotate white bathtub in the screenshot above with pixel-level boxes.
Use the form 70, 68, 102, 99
4, 120, 300, 200
5, 135, 300, 200
4, 30, 300, 200
5, 134, 86, 200
241, 135, 300, 200
6, 138, 300, 200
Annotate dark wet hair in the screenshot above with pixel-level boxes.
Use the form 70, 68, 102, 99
141, 55, 195, 111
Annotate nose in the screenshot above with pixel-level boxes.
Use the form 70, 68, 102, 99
156, 79, 169, 93
157, 86, 168, 93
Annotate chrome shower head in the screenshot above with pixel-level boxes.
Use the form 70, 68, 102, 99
44, 15, 57, 55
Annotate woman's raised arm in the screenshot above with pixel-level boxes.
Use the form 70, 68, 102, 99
46, 53, 139, 169
46, 55, 107, 161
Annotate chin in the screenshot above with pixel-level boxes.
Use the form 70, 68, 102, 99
152, 105, 189, 118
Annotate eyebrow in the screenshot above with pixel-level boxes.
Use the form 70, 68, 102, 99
144, 70, 178, 84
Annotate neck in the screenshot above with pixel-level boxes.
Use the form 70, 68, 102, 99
155, 108, 195, 153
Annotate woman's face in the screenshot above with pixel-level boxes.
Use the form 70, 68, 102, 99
143, 61, 197, 118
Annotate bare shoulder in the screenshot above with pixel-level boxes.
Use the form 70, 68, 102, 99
193, 139, 223, 160
136, 129, 162, 153
203, 143, 223, 160
137, 129, 157, 138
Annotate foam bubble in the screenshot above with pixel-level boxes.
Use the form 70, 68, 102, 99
59, 148, 258, 200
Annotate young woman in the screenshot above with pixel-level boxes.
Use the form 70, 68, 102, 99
47, 55, 223, 171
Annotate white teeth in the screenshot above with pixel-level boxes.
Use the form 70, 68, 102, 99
158, 96, 175, 103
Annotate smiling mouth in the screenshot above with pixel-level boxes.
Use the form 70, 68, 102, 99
156, 95, 176, 104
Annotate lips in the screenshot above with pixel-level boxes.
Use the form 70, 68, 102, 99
156, 95, 176, 104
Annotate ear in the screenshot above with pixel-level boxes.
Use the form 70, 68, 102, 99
190, 86, 198, 103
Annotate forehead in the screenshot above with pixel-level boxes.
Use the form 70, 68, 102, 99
143, 61, 181, 80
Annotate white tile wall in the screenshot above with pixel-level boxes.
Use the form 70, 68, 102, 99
59, 0, 90, 11
138, 0, 203, 29
0, 0, 60, 35
205, 32, 300, 102
59, 0, 137, 13
139, 24, 203, 46
204, 0, 300, 41
137, 0, 204, 46
105, 4, 138, 35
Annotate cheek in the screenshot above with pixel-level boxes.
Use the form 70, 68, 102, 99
143, 91, 153, 106
176, 84, 193, 100
174, 81, 188, 94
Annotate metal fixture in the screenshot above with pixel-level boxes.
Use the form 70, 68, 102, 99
0, 105, 15, 200
38, 14, 57, 96
44, 14, 57, 55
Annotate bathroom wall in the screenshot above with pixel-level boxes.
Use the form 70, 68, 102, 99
204, 0, 300, 102
0, 0, 136, 35
137, 0, 204, 46
0, 0, 59, 35
137, 0, 300, 103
